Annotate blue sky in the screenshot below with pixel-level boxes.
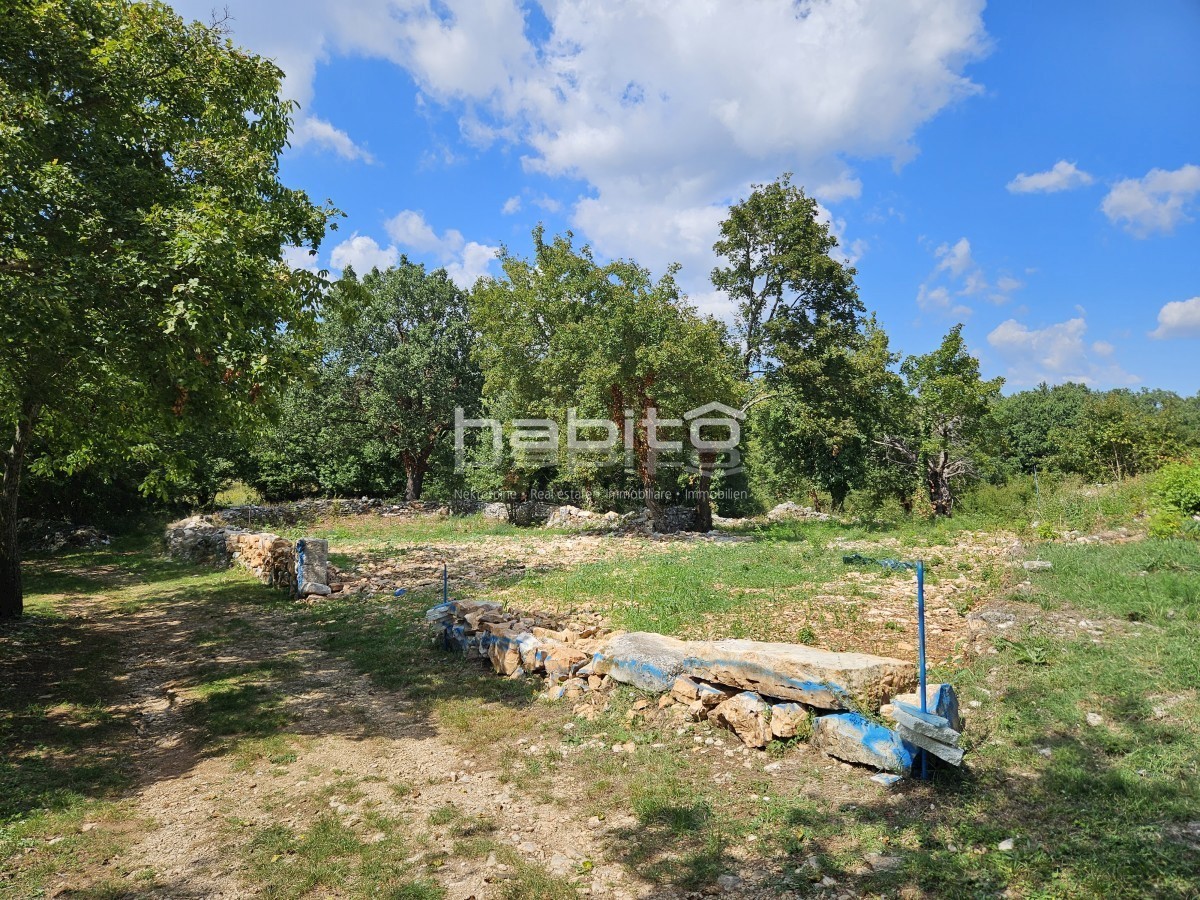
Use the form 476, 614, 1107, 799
171, 0, 1200, 394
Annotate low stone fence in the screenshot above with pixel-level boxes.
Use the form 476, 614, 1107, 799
210, 498, 461, 530
429, 600, 963, 778
165, 516, 330, 598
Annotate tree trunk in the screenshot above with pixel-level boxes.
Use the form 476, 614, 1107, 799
405, 458, 426, 501
0, 403, 37, 619
633, 424, 664, 530
927, 453, 954, 517
693, 450, 716, 532
830, 482, 849, 512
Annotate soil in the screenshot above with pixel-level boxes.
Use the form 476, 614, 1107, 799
43, 587, 647, 899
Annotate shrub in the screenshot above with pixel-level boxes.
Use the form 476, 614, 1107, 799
1152, 459, 1200, 516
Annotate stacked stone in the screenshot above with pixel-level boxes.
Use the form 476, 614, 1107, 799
427, 600, 617, 709
429, 603, 960, 776
165, 517, 329, 598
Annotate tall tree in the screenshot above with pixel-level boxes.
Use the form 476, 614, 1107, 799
877, 326, 1003, 516
0, 1, 334, 617
324, 261, 482, 500
756, 318, 904, 510
472, 229, 739, 527
1050, 390, 1183, 481
995, 382, 1092, 475
712, 173, 862, 379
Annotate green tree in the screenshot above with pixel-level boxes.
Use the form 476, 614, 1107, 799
323, 261, 482, 500
0, 1, 334, 617
471, 229, 739, 528
755, 318, 904, 509
877, 326, 1004, 516
995, 382, 1092, 475
712, 173, 862, 379
1050, 390, 1183, 481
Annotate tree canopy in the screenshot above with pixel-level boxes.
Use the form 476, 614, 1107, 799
0, 0, 335, 616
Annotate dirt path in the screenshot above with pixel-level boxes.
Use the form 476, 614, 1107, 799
76, 587, 645, 899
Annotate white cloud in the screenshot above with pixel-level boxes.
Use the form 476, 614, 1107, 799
333, 210, 498, 288
290, 116, 375, 162
330, 234, 399, 272
935, 237, 975, 277
1006, 160, 1093, 194
987, 317, 1138, 386
282, 245, 321, 272
444, 241, 500, 288
916, 236, 1020, 315
385, 209, 465, 255
1102, 164, 1200, 237
168, 0, 990, 307
501, 195, 522, 214
532, 194, 563, 213
1149, 296, 1200, 339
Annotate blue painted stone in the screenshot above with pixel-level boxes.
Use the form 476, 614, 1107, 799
892, 683, 962, 731
592, 633, 690, 693
811, 712, 917, 775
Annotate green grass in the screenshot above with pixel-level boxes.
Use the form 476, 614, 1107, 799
6, 505, 1200, 898
242, 814, 443, 900
497, 537, 845, 636
280, 512, 548, 546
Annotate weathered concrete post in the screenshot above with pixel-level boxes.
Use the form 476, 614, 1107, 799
295, 538, 330, 597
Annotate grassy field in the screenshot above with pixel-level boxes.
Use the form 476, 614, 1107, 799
3, 492, 1199, 897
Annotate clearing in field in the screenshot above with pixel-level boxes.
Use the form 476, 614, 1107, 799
4, 493, 1199, 898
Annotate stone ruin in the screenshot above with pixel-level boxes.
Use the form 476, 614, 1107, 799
428, 599, 964, 777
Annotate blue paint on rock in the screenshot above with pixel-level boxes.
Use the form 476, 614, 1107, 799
682, 654, 853, 709
813, 712, 917, 775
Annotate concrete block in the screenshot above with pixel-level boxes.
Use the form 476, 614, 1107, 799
890, 683, 962, 731
894, 722, 965, 766
891, 700, 961, 747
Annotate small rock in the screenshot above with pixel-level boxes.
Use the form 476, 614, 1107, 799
711, 692, 773, 749
865, 853, 903, 872
1085, 712, 1103, 727
997, 838, 1015, 852
716, 873, 742, 891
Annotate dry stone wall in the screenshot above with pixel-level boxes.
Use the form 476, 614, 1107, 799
427, 599, 957, 778
165, 515, 329, 598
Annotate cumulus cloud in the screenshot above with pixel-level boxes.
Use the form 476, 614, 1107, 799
1149, 296, 1200, 339
290, 116, 375, 162
168, 0, 990, 304
935, 237, 975, 277
501, 195, 522, 215
1006, 160, 1093, 194
916, 236, 1021, 315
329, 234, 399, 272
986, 316, 1138, 386
444, 241, 501, 288
331, 211, 498, 288
1102, 164, 1200, 237
385, 210, 465, 255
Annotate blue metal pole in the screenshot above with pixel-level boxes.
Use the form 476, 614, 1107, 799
917, 559, 928, 779
443, 561, 448, 605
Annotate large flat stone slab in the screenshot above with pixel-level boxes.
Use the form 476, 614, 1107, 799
591, 632, 691, 692
682, 640, 916, 711
811, 712, 916, 775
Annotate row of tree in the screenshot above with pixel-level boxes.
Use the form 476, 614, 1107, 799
4, 1, 1197, 618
